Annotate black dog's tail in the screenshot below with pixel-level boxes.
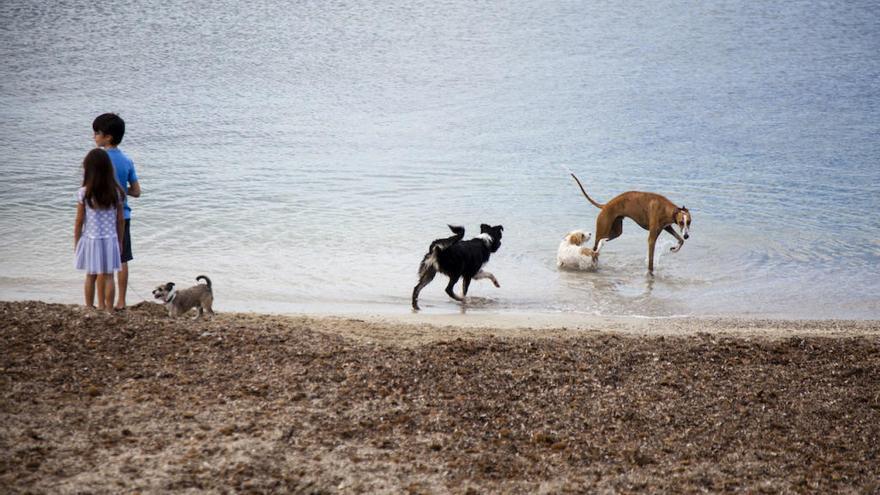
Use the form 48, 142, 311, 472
429, 225, 465, 253
418, 225, 464, 275
196, 275, 212, 291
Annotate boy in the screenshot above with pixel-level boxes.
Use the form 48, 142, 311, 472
92, 113, 141, 310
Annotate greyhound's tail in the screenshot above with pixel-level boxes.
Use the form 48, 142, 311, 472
196, 275, 212, 291
570, 173, 605, 209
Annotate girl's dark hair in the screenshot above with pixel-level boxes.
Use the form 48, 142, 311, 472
82, 148, 124, 209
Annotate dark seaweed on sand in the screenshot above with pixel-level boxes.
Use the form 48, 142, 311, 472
1, 301, 878, 493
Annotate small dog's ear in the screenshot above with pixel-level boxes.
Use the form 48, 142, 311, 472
480, 223, 490, 232
166, 282, 175, 290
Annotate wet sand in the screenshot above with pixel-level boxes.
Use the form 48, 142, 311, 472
1, 300, 878, 493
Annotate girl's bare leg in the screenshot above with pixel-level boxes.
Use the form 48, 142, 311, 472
84, 274, 97, 308
103, 274, 116, 312
96, 274, 108, 311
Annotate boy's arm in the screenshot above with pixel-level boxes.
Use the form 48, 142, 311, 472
127, 165, 140, 197
116, 200, 124, 254
128, 181, 141, 198
74, 203, 85, 250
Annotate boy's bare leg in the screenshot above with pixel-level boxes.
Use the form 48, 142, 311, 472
115, 262, 128, 309
84, 274, 97, 308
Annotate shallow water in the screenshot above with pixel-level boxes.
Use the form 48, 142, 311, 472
1, 0, 878, 318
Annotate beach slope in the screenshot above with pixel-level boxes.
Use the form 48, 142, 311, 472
1, 301, 878, 493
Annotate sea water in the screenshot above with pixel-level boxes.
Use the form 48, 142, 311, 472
1, 0, 878, 318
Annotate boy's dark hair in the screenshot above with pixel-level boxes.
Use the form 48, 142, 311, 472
92, 113, 125, 145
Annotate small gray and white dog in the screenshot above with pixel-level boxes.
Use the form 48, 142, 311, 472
152, 275, 214, 319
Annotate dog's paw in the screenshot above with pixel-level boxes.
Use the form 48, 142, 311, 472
670, 244, 681, 253
493, 281, 501, 288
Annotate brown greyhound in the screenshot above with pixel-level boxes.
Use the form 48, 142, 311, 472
570, 173, 691, 274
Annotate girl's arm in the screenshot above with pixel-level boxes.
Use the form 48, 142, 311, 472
74, 203, 85, 250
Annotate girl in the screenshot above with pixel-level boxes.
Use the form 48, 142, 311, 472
74, 148, 125, 311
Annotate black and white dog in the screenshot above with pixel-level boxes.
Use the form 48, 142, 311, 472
411, 224, 504, 310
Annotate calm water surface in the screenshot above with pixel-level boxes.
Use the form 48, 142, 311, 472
1, 1, 878, 318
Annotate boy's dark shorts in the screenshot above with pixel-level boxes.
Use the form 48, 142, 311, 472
122, 219, 133, 263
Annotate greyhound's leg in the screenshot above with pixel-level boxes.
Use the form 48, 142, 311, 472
597, 217, 623, 245
647, 229, 661, 274
593, 212, 610, 250
594, 215, 623, 253
664, 225, 685, 252
445, 275, 463, 302
412, 265, 437, 310
609, 217, 624, 240
594, 216, 607, 250
473, 270, 500, 287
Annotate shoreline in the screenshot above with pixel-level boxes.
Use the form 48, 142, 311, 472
4, 288, 879, 323
212, 305, 880, 347
4, 297, 880, 346
2, 300, 879, 493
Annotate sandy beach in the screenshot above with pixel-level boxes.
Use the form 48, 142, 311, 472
1, 300, 878, 493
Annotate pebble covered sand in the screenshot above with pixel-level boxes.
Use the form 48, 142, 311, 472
1, 301, 878, 493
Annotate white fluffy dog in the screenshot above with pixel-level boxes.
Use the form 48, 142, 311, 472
557, 230, 604, 270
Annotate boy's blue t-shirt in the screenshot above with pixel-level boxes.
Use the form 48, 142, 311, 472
105, 147, 138, 219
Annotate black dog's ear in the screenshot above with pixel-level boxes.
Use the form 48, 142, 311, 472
166, 282, 175, 290
497, 225, 504, 231
480, 223, 490, 232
